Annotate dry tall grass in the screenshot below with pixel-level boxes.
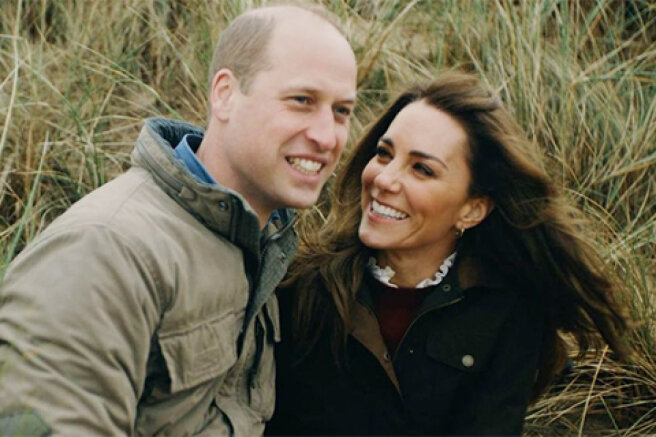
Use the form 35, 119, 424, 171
1, 0, 654, 435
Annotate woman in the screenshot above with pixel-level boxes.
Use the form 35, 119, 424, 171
267, 72, 630, 436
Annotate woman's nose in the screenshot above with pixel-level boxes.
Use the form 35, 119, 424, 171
373, 165, 402, 193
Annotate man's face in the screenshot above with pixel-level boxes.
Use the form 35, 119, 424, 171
214, 15, 357, 222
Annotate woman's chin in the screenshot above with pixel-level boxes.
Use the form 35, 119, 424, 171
358, 231, 392, 250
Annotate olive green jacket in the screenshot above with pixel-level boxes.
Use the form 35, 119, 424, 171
0, 118, 297, 436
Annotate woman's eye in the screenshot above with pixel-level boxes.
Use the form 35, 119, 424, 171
414, 163, 435, 177
374, 146, 392, 159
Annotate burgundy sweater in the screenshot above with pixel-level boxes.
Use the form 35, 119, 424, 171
372, 280, 436, 355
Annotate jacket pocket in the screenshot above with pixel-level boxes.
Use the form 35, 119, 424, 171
425, 329, 496, 374
158, 313, 238, 392
425, 290, 516, 374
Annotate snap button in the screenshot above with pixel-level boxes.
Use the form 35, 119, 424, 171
408, 348, 414, 355
218, 200, 228, 211
179, 186, 196, 200
442, 284, 451, 292
383, 351, 391, 362
462, 354, 474, 367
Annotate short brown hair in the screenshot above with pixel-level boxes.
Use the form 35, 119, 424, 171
208, 2, 344, 94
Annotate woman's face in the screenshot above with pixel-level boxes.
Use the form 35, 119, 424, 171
359, 101, 477, 262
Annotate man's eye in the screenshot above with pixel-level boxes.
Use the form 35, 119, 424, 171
334, 106, 352, 117
291, 96, 311, 104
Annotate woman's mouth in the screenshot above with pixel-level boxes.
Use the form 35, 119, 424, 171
371, 199, 408, 220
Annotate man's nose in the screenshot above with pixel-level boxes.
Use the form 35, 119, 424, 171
306, 107, 338, 151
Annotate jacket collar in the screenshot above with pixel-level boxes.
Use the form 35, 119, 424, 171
130, 117, 296, 260
358, 255, 505, 314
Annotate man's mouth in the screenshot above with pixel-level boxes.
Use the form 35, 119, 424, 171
287, 157, 323, 175
371, 199, 408, 220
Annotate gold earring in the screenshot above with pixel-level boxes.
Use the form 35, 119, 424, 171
455, 227, 465, 239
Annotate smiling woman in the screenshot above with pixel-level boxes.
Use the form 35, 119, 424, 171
267, 72, 631, 436
358, 101, 492, 287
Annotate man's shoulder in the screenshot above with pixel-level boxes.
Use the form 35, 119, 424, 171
29, 167, 198, 260
35, 166, 241, 262
51, 167, 171, 231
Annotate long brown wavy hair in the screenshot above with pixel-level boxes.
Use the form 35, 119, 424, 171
284, 71, 630, 397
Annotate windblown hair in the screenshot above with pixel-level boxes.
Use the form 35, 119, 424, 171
208, 1, 343, 94
285, 71, 630, 398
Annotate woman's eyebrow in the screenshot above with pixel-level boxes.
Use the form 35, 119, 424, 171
409, 150, 448, 170
379, 137, 448, 169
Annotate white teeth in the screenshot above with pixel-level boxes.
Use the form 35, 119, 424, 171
371, 200, 408, 220
288, 157, 322, 174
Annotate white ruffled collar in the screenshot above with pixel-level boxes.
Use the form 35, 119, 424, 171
367, 252, 457, 289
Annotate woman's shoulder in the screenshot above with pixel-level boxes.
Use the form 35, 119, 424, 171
447, 255, 544, 333
456, 255, 507, 290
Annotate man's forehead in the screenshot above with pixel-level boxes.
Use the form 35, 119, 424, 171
266, 7, 349, 50
246, 5, 357, 99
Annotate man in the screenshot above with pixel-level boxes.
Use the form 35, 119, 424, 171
0, 3, 357, 435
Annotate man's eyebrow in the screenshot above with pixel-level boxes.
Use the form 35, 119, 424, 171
335, 97, 356, 106
379, 137, 449, 170
281, 86, 356, 104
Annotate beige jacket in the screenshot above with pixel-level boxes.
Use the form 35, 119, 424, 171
0, 118, 297, 436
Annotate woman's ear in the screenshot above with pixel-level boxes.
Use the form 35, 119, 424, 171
209, 68, 239, 122
457, 196, 494, 231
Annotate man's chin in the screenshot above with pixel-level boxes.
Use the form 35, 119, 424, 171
281, 192, 321, 210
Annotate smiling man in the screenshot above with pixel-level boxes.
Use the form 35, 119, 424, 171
0, 4, 357, 436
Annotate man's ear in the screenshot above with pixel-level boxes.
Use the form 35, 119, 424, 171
457, 196, 494, 231
209, 68, 239, 122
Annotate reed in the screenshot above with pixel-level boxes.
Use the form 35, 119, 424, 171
1, 0, 654, 434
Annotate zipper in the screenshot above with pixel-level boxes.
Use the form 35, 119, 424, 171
261, 213, 295, 253
240, 214, 295, 364
247, 320, 265, 401
251, 213, 295, 286
391, 296, 464, 362
357, 284, 465, 363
